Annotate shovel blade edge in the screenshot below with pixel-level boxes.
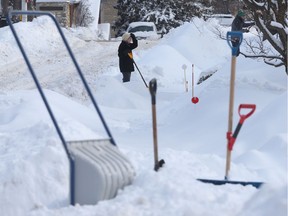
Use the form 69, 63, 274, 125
197, 178, 263, 189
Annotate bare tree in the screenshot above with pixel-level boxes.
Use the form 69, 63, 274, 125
242, 0, 287, 74
76, 0, 94, 27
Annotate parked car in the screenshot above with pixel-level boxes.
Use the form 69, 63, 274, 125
243, 20, 257, 32
0, 13, 7, 28
204, 14, 234, 26
127, 22, 160, 40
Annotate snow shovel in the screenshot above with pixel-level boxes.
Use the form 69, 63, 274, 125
7, 11, 136, 205
225, 104, 256, 179
197, 32, 263, 188
225, 31, 243, 180
149, 78, 165, 171
128, 53, 148, 88
198, 104, 263, 188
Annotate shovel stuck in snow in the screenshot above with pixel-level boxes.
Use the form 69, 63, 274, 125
198, 104, 263, 188
7, 11, 136, 205
149, 79, 165, 171
197, 32, 263, 188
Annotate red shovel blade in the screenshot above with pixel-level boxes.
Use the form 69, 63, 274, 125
191, 97, 199, 104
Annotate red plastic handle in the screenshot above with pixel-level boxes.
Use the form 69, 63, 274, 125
238, 104, 256, 123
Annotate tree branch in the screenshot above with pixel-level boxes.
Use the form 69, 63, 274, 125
264, 59, 285, 68
240, 52, 283, 60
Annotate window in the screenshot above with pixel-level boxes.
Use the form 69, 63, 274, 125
39, 6, 64, 11
128, 26, 154, 33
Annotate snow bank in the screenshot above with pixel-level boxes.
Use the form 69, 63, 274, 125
0, 15, 287, 216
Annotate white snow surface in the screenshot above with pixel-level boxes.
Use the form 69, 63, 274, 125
0, 16, 287, 216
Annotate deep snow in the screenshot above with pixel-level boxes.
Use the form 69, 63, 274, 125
0, 14, 287, 216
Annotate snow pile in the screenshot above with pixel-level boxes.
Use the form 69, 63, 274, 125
0, 15, 287, 216
0, 16, 85, 68
136, 19, 230, 91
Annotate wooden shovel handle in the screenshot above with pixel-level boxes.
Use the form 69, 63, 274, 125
149, 79, 159, 170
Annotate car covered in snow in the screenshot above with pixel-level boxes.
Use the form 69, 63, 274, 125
204, 14, 234, 26
127, 22, 160, 40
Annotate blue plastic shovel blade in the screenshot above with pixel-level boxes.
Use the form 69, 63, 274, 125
197, 178, 263, 189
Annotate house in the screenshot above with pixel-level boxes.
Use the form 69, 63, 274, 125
0, 0, 22, 26
36, 0, 80, 27
0, 0, 85, 28
1, 0, 119, 38
1, 0, 21, 17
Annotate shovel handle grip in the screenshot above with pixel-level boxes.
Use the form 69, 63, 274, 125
128, 52, 133, 59
238, 104, 256, 123
227, 104, 256, 151
227, 31, 243, 56
149, 79, 157, 105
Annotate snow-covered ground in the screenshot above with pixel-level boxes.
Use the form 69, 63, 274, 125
0, 15, 287, 216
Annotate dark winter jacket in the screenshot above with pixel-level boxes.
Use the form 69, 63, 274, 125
231, 15, 244, 32
118, 33, 138, 73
